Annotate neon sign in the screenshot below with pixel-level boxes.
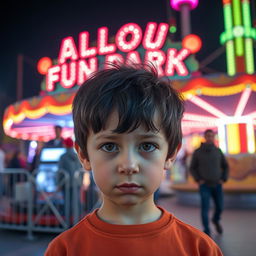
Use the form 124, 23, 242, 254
46, 22, 195, 92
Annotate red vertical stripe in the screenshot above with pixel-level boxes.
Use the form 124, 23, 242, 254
239, 123, 247, 153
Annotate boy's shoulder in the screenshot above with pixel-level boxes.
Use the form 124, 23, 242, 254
169, 217, 222, 255
45, 213, 93, 255
45, 208, 222, 256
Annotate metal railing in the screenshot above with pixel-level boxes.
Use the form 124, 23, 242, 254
0, 169, 33, 239
72, 169, 101, 225
0, 168, 100, 238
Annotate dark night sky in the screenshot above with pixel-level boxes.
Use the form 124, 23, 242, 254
0, 0, 225, 117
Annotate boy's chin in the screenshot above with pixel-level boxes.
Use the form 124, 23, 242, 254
113, 195, 155, 207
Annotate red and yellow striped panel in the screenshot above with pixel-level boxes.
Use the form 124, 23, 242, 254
226, 123, 252, 154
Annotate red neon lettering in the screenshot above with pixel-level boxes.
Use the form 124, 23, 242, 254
144, 50, 166, 76
60, 61, 77, 88
143, 22, 169, 50
165, 48, 190, 76
77, 58, 98, 85
116, 23, 142, 52
126, 51, 142, 64
46, 65, 61, 91
105, 54, 124, 67
79, 32, 97, 58
58, 37, 79, 64
98, 27, 116, 55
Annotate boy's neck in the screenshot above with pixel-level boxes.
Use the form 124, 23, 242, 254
97, 201, 162, 225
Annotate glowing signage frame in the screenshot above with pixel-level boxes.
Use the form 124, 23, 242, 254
46, 22, 195, 92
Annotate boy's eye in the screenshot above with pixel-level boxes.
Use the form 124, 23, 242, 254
139, 143, 157, 152
101, 143, 118, 152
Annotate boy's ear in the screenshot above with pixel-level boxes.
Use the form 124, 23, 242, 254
74, 142, 91, 171
164, 143, 181, 170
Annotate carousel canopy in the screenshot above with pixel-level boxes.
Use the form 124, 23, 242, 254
3, 73, 256, 146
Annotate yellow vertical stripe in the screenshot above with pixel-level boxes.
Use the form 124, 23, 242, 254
227, 123, 240, 154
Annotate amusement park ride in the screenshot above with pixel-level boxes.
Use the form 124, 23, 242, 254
2, 0, 256, 207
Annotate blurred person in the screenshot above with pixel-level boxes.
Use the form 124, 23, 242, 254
58, 137, 82, 214
189, 129, 229, 236
7, 149, 26, 169
29, 143, 44, 173
0, 143, 5, 196
0, 143, 5, 171
45, 125, 64, 148
5, 149, 27, 197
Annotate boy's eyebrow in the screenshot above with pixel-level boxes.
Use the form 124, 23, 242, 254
94, 133, 163, 141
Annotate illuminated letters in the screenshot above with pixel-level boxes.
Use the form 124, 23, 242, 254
46, 66, 61, 91
98, 27, 116, 55
77, 58, 98, 85
79, 32, 97, 58
165, 48, 190, 76
144, 50, 166, 76
116, 23, 143, 52
143, 22, 169, 50
46, 22, 194, 91
58, 37, 79, 64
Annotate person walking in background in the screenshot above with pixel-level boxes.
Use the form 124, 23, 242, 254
189, 129, 229, 236
45, 125, 64, 148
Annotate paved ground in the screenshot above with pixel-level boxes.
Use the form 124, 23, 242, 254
0, 195, 255, 256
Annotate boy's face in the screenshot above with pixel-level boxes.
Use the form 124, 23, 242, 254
76, 111, 176, 208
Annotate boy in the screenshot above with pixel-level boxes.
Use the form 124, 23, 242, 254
45, 64, 223, 255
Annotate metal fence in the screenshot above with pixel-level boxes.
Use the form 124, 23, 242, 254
0, 168, 100, 239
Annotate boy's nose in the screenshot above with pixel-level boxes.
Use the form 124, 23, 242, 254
117, 151, 139, 175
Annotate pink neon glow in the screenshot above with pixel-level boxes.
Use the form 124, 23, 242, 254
245, 111, 256, 119
116, 23, 142, 52
79, 31, 97, 58
77, 58, 98, 85
182, 121, 214, 128
165, 48, 190, 76
9, 126, 74, 141
12, 126, 54, 133
142, 22, 168, 50
183, 113, 218, 124
234, 88, 252, 116
144, 50, 166, 76
98, 27, 116, 55
126, 51, 142, 64
60, 62, 77, 88
46, 65, 61, 91
58, 37, 79, 64
188, 95, 228, 118
105, 54, 124, 66
170, 0, 199, 11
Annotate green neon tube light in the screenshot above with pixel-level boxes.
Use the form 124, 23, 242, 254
242, 2, 252, 28
226, 41, 236, 75
233, 0, 242, 26
245, 38, 255, 74
224, 4, 233, 29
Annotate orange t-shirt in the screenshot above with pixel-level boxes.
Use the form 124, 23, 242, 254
45, 207, 223, 256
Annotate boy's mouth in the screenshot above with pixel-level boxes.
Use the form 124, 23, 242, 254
115, 183, 142, 192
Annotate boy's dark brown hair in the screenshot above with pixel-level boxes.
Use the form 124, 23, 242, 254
72, 63, 184, 159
